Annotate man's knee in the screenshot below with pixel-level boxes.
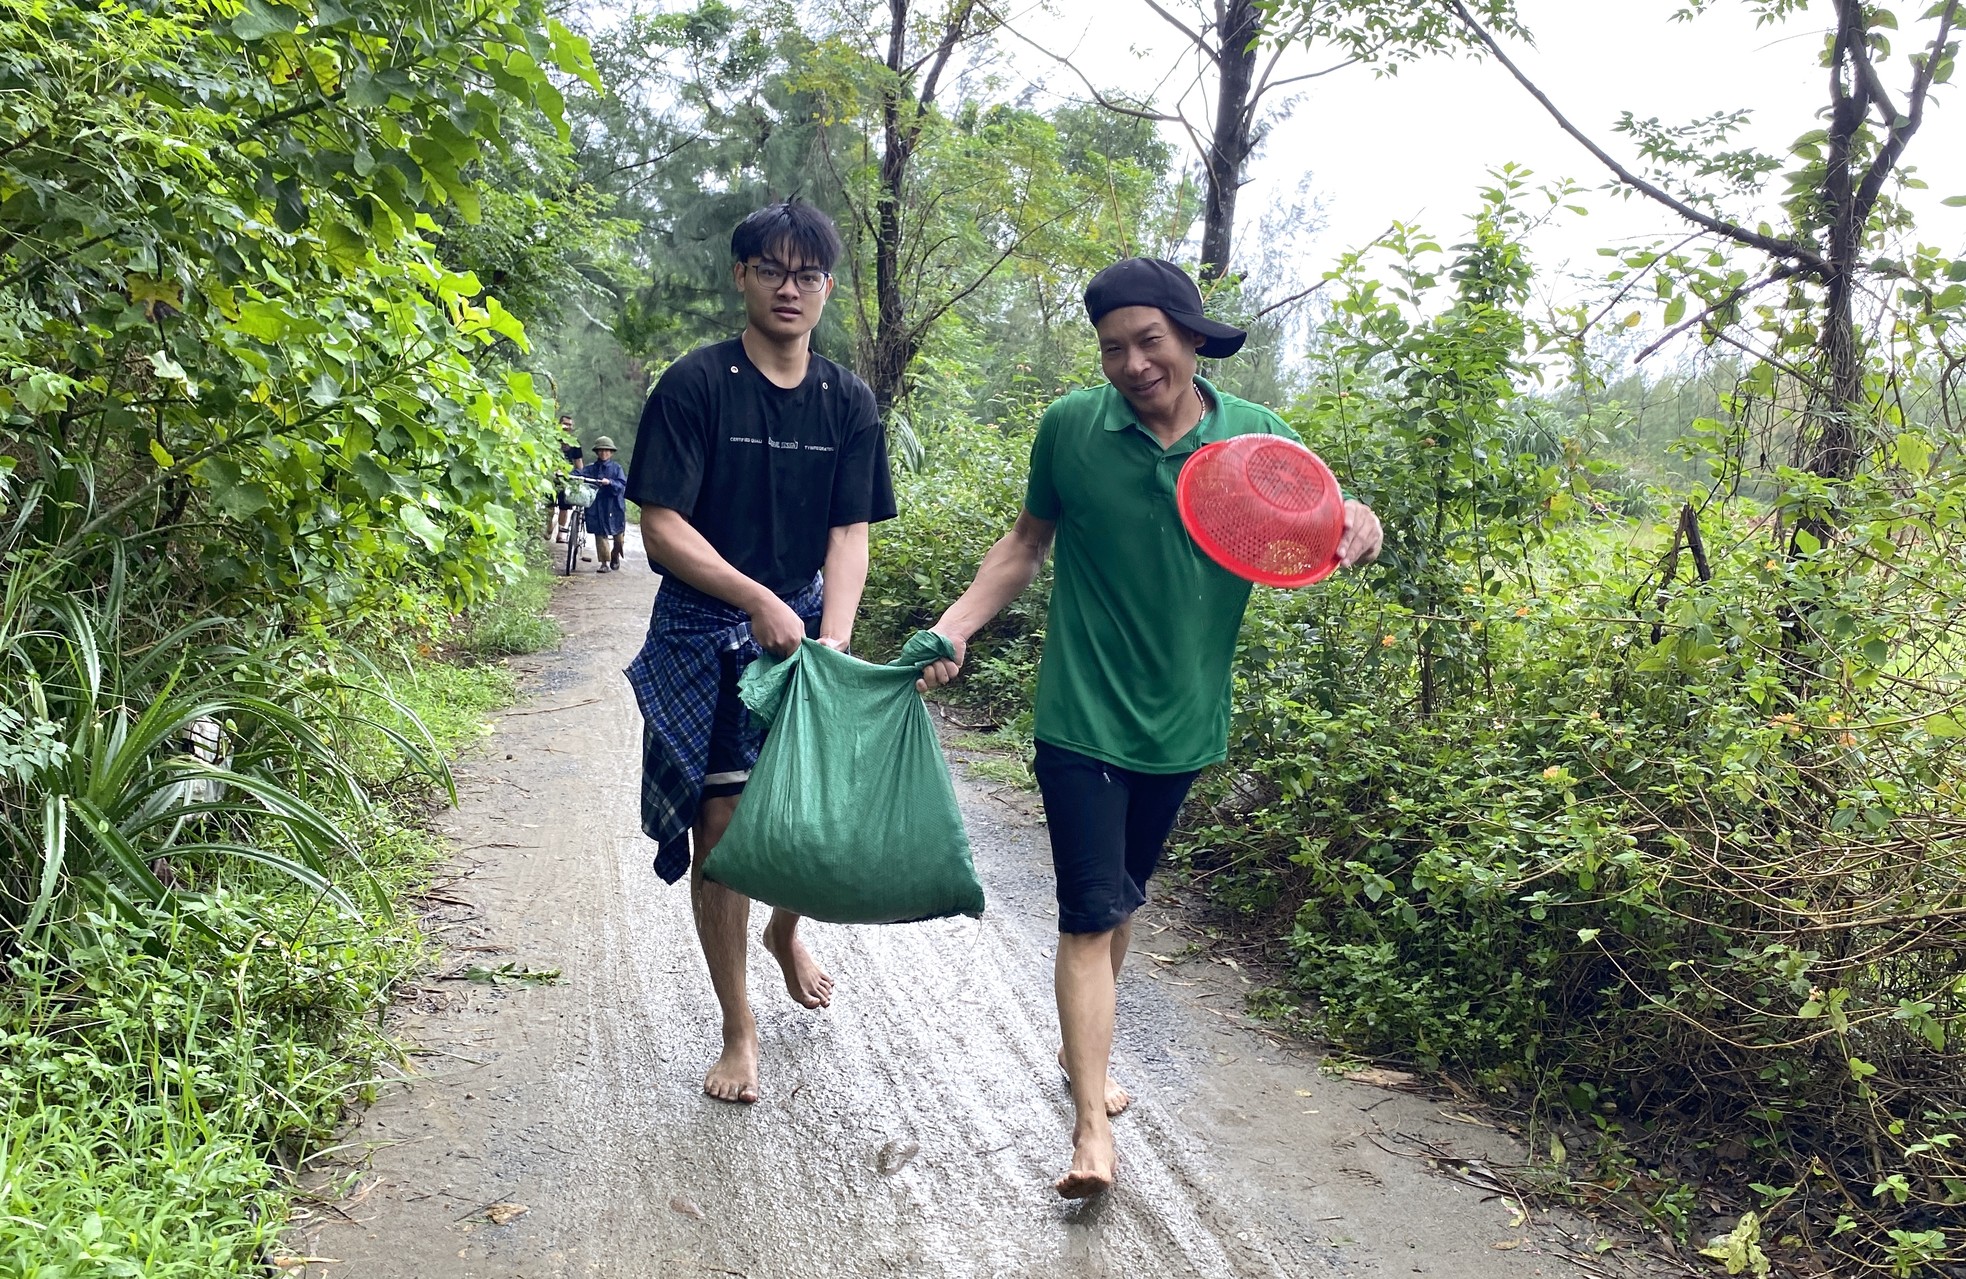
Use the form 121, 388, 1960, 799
692, 795, 740, 867
1059, 926, 1118, 955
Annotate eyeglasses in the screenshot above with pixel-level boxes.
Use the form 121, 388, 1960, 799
745, 261, 831, 294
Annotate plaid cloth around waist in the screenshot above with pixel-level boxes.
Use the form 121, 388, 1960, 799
625, 574, 824, 883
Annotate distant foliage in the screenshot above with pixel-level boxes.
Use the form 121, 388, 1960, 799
0, 0, 601, 623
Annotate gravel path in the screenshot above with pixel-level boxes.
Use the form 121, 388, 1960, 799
295, 530, 1631, 1279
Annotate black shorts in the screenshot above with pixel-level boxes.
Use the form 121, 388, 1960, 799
700, 620, 821, 802
1033, 741, 1201, 935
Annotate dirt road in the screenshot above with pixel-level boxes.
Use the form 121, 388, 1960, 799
297, 533, 1626, 1278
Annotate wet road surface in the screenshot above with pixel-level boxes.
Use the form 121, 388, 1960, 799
296, 532, 1633, 1278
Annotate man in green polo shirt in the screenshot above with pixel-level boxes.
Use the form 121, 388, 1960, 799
919, 257, 1383, 1199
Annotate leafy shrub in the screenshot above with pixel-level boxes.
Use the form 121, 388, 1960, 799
0, 589, 504, 1275
458, 538, 563, 658
0, 0, 596, 632
863, 411, 1050, 722
0, 585, 442, 940
0, 887, 433, 1276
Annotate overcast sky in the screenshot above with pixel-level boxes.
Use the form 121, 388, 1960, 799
1004, 0, 1966, 316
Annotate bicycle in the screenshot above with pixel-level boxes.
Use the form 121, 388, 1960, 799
558, 474, 598, 576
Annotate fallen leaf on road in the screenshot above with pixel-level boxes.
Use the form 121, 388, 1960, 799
1295, 1089, 1313, 1097
670, 1196, 706, 1220
485, 1203, 528, 1225
877, 1139, 920, 1175
1340, 1066, 1416, 1089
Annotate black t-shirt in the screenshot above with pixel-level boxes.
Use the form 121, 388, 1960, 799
627, 337, 897, 594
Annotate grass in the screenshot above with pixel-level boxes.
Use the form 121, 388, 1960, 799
948, 728, 1035, 789
0, 561, 557, 1277
458, 537, 560, 658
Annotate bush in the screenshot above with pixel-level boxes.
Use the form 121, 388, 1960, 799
863, 411, 1050, 723
1183, 510, 1966, 1267
458, 537, 562, 658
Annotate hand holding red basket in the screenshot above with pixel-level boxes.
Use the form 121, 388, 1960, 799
1175, 434, 1349, 587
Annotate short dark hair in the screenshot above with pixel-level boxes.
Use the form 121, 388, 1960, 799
731, 199, 843, 273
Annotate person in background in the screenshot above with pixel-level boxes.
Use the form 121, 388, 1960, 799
581, 437, 628, 572
552, 413, 586, 544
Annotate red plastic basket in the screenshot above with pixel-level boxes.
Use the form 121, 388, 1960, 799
1175, 435, 1345, 588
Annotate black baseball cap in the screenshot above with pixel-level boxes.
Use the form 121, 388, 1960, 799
1083, 258, 1247, 359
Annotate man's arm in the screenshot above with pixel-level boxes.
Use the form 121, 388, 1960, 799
640, 506, 808, 657
917, 508, 1057, 691
816, 522, 869, 650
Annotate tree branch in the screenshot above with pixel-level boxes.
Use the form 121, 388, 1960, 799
1253, 56, 1364, 98
979, 4, 1182, 123
603, 135, 702, 178
1440, 0, 1829, 278
909, 202, 1078, 332
1848, 30, 1903, 130
915, 0, 981, 116
0, 231, 118, 292
814, 124, 881, 242
1142, 0, 1220, 67
1853, 0, 1957, 225
1573, 229, 1706, 340
1253, 276, 1331, 319
1634, 268, 1794, 364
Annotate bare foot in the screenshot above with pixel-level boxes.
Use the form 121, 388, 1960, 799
703, 1033, 759, 1104
1058, 1049, 1131, 1117
1055, 1119, 1117, 1199
762, 916, 833, 1009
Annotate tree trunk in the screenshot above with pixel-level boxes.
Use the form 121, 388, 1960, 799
1780, 0, 1871, 687
868, 0, 916, 414
1799, 0, 1870, 488
1198, 0, 1261, 281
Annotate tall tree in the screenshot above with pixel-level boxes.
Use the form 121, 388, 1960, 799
798, 0, 1162, 411
1429, 0, 1957, 486
1411, 0, 1960, 680
997, 0, 1524, 280
564, 2, 846, 364
866, 0, 984, 410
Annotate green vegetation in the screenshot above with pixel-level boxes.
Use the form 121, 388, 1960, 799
0, 612, 534, 1276
6, 0, 1964, 1274
457, 538, 564, 660
1, 0, 585, 1271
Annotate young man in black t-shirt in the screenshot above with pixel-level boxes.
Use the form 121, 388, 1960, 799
624, 200, 896, 1105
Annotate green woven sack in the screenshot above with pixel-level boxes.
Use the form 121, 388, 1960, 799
701, 631, 984, 924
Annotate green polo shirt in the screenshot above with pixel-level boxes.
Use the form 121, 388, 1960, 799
1024, 377, 1301, 774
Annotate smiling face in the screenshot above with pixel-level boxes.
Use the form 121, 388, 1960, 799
733, 242, 834, 343
1095, 306, 1205, 422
